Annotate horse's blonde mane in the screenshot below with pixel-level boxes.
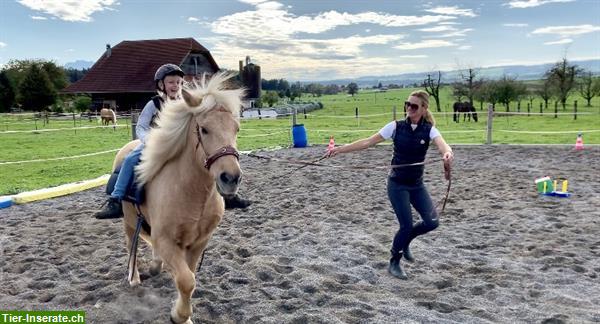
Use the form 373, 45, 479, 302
136, 72, 244, 185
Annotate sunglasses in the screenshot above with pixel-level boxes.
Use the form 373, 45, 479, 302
404, 101, 420, 110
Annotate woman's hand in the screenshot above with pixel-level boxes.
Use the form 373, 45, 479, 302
443, 151, 453, 180
324, 147, 340, 158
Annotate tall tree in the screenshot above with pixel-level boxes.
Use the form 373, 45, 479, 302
423, 71, 442, 112
536, 78, 553, 109
546, 58, 580, 110
0, 71, 16, 112
577, 71, 596, 106
19, 63, 57, 111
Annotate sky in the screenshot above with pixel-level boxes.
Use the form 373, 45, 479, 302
0, 0, 599, 81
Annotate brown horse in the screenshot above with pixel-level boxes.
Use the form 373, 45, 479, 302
100, 108, 116, 126
453, 102, 478, 123
112, 73, 244, 323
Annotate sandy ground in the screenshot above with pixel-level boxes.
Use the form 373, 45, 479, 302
1, 145, 599, 323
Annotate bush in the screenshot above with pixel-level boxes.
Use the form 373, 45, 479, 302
74, 96, 91, 112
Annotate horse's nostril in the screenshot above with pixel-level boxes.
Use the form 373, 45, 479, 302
220, 172, 240, 185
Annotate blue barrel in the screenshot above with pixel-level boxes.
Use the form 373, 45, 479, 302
292, 124, 308, 148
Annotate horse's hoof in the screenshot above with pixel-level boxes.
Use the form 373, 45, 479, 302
129, 277, 141, 287
170, 310, 193, 324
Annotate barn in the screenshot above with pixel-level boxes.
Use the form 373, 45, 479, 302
63, 38, 220, 112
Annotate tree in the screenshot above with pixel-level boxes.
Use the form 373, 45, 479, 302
290, 82, 302, 101
578, 71, 596, 106
74, 95, 92, 112
496, 75, 526, 112
423, 71, 442, 112
65, 68, 88, 83
460, 67, 480, 104
0, 71, 16, 112
40, 61, 67, 91
19, 63, 57, 111
479, 80, 501, 108
262, 91, 279, 107
546, 58, 580, 110
536, 78, 553, 109
347, 82, 358, 96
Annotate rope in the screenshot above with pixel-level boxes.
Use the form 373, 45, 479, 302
0, 149, 119, 165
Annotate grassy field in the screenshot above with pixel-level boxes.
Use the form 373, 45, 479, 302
1, 86, 599, 195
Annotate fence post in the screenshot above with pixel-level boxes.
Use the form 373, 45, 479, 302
554, 101, 558, 118
131, 113, 139, 140
517, 101, 521, 113
574, 100, 577, 120
392, 105, 396, 120
258, 108, 262, 120
72, 112, 76, 134
304, 108, 307, 119
292, 107, 297, 125
486, 104, 493, 145
527, 103, 530, 116
539, 102, 543, 115
355, 107, 359, 127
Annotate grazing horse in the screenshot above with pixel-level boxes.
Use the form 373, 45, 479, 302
112, 73, 244, 324
453, 102, 478, 122
100, 108, 117, 126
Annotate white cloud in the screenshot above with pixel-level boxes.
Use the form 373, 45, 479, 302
188, 17, 199, 22
425, 6, 477, 17
457, 45, 472, 50
544, 38, 573, 45
505, 0, 575, 9
398, 55, 428, 58
0, 42, 6, 48
393, 39, 456, 50
65, 48, 75, 52
503, 23, 528, 27
531, 24, 600, 37
30, 15, 47, 20
365, 29, 371, 33
256, 1, 284, 10
419, 25, 456, 32
17, 0, 118, 22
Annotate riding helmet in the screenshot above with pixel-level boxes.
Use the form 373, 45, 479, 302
154, 64, 185, 81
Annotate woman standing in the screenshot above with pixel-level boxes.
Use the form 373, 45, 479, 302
326, 90, 453, 279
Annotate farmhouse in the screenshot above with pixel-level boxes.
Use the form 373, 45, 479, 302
63, 38, 219, 112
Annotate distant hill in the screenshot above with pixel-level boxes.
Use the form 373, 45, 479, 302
64, 60, 94, 70
312, 59, 600, 88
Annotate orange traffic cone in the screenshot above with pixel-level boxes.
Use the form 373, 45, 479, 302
327, 136, 335, 151
575, 133, 584, 150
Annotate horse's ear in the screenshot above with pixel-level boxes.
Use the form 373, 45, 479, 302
182, 89, 202, 107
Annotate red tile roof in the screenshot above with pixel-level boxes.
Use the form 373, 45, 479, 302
64, 38, 219, 93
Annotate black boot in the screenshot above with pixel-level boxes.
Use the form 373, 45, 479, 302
388, 254, 408, 280
94, 197, 123, 219
403, 244, 415, 263
224, 194, 252, 210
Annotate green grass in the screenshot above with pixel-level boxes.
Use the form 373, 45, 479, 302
1, 86, 599, 195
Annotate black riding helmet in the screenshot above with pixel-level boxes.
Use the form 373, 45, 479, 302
154, 64, 185, 89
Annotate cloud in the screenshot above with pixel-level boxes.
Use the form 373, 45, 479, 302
457, 45, 472, 50
393, 39, 456, 50
503, 23, 528, 27
30, 15, 47, 20
187, 17, 199, 22
531, 24, 600, 37
17, 0, 118, 22
418, 25, 456, 32
0, 42, 6, 48
425, 6, 477, 17
398, 55, 428, 58
505, 0, 575, 9
544, 38, 573, 45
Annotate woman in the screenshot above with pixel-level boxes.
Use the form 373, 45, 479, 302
326, 90, 453, 279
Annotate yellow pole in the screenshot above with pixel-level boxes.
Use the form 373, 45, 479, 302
553, 180, 557, 192
543, 182, 547, 193
562, 180, 568, 192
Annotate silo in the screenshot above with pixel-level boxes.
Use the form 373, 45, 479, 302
241, 56, 261, 99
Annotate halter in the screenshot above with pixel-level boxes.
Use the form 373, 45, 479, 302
195, 124, 239, 170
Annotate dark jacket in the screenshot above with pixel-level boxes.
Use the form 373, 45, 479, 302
389, 117, 432, 185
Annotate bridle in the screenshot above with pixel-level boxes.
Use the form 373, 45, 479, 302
194, 123, 239, 170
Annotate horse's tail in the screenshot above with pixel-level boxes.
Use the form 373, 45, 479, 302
111, 109, 117, 125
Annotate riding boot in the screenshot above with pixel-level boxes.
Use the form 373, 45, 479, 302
94, 196, 123, 219
224, 194, 252, 210
388, 253, 408, 280
403, 243, 415, 263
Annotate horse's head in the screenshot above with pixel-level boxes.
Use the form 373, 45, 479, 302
184, 89, 242, 196
136, 72, 245, 196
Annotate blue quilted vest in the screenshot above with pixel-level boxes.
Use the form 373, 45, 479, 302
389, 117, 432, 185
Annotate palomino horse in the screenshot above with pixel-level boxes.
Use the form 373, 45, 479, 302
453, 102, 478, 123
100, 108, 117, 126
112, 73, 243, 323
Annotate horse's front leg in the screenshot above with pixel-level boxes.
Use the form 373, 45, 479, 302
149, 249, 163, 276
155, 238, 195, 324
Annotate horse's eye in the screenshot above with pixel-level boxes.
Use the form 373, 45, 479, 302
201, 128, 209, 135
